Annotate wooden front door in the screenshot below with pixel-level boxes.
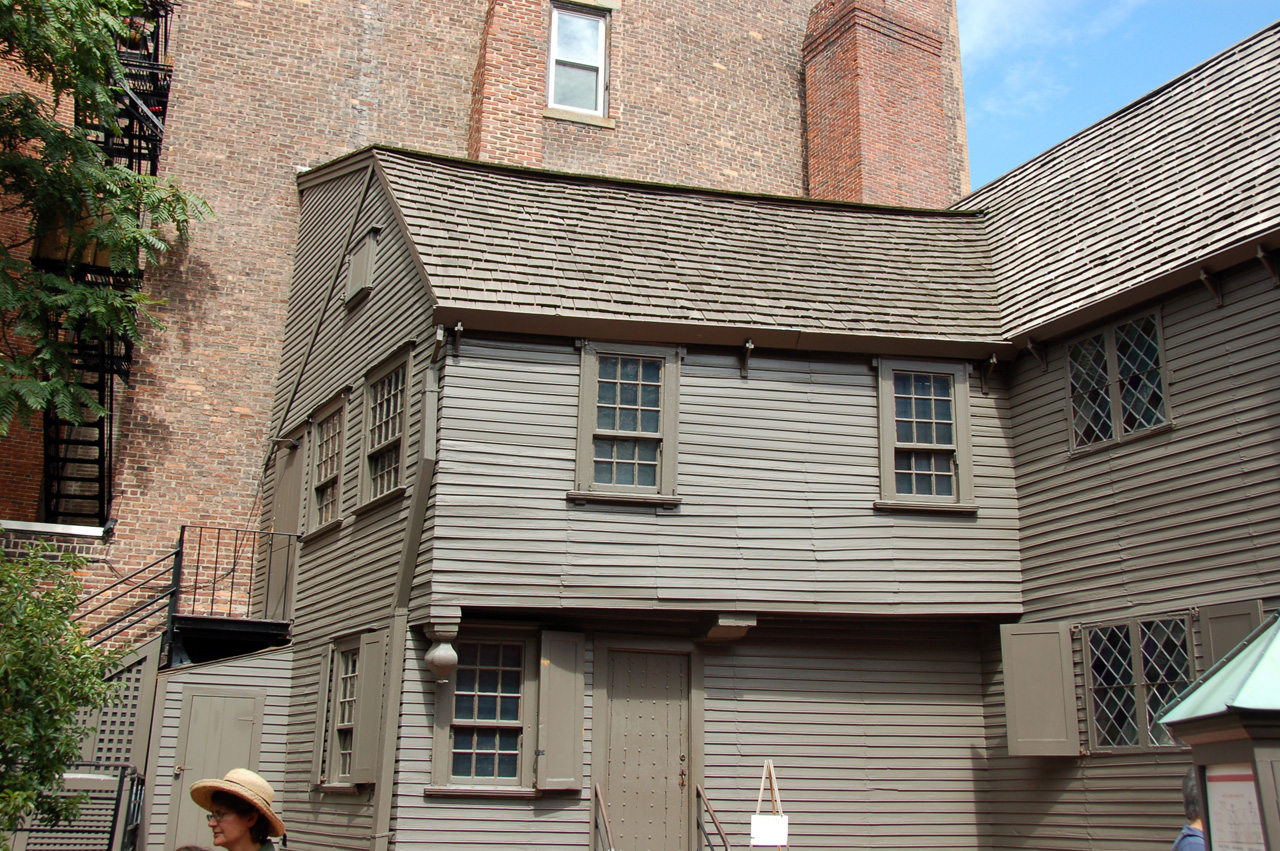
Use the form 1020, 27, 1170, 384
166, 688, 264, 850
602, 649, 692, 851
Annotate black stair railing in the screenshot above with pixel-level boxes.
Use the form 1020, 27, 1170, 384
74, 525, 300, 652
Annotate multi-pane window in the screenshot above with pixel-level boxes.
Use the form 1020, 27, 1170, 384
595, 356, 661, 488
1085, 616, 1192, 750
877, 360, 972, 505
548, 7, 607, 115
1068, 313, 1168, 449
366, 364, 405, 500
313, 409, 342, 526
450, 641, 525, 781
575, 344, 679, 500
334, 645, 359, 778
892, 371, 956, 498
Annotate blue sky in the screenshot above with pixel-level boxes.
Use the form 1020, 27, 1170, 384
957, 0, 1279, 190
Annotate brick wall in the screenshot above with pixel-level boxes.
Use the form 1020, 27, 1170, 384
803, 0, 968, 206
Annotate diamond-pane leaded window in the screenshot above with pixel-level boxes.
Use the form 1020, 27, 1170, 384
366, 365, 405, 500
1085, 615, 1192, 750
451, 641, 525, 780
1068, 314, 1167, 449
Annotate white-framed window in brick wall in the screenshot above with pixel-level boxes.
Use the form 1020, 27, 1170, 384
876, 359, 973, 509
430, 630, 585, 793
571, 342, 680, 504
1083, 614, 1193, 751
548, 6, 608, 116
364, 360, 407, 502
1067, 312, 1169, 450
314, 630, 387, 788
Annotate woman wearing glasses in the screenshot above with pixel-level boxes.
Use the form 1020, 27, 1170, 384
189, 768, 287, 851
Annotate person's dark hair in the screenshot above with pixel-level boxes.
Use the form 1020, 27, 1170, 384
1182, 767, 1202, 822
211, 789, 272, 843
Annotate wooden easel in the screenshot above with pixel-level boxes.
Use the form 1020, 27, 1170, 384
751, 760, 788, 849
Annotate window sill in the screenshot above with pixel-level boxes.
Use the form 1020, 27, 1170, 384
1067, 420, 1175, 459
300, 518, 343, 545
424, 785, 541, 799
873, 500, 978, 515
314, 782, 365, 795
567, 490, 681, 509
353, 486, 408, 517
0, 519, 107, 539
544, 107, 616, 129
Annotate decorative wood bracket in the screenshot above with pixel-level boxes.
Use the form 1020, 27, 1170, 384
1025, 339, 1047, 373
1259, 245, 1280, 287
980, 353, 998, 394
1199, 267, 1223, 307
452, 321, 464, 358
740, 339, 755, 378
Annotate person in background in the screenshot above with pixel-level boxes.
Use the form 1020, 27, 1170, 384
188, 768, 286, 851
1172, 767, 1206, 851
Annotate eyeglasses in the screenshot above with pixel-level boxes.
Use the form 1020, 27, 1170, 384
206, 810, 237, 824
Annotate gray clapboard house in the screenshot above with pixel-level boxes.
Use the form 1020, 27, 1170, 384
168, 21, 1279, 851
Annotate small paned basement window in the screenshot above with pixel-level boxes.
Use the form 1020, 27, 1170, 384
365, 363, 406, 500
1084, 615, 1192, 750
548, 7, 608, 115
1068, 313, 1168, 449
431, 631, 585, 794
877, 359, 973, 508
315, 630, 387, 787
573, 343, 680, 502
312, 408, 342, 526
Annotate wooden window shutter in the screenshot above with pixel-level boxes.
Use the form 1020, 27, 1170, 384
1202, 600, 1263, 667
351, 630, 388, 783
1001, 622, 1080, 757
536, 631, 585, 791
345, 229, 377, 305
312, 647, 334, 784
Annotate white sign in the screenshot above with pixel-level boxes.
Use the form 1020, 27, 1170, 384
750, 814, 789, 846
1206, 763, 1265, 851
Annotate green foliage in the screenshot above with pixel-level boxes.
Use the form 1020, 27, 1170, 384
0, 0, 212, 435
0, 545, 121, 844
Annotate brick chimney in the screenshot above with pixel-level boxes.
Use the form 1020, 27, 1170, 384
803, 0, 969, 207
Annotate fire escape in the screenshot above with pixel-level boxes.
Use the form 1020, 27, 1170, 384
36, 2, 173, 527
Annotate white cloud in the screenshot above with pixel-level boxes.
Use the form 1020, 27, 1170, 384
958, 0, 1152, 117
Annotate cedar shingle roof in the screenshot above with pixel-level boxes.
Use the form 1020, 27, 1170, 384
374, 151, 1003, 347
957, 21, 1280, 341
311, 21, 1279, 352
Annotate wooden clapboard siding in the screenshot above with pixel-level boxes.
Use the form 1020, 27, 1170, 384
1010, 264, 1280, 623
142, 648, 292, 851
422, 337, 1021, 616
390, 620, 985, 850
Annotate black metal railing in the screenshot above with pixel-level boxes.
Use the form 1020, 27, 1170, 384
696, 784, 733, 851
73, 525, 299, 650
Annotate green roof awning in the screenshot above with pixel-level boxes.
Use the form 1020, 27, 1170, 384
1160, 613, 1280, 726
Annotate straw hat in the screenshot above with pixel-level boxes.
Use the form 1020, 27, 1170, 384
189, 768, 286, 837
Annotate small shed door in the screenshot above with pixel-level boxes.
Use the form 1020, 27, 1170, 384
166, 688, 264, 850
603, 650, 691, 851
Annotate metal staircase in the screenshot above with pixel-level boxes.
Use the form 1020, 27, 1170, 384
42, 329, 131, 527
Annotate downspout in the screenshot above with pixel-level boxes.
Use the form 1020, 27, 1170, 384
369, 328, 444, 851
